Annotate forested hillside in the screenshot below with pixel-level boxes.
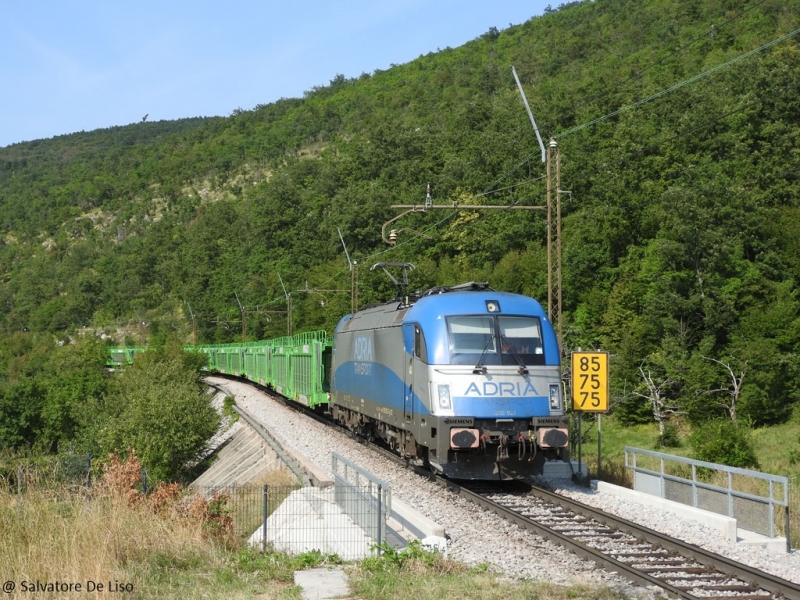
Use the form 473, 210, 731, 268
0, 0, 799, 453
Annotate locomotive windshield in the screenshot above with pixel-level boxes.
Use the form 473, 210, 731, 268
447, 315, 545, 366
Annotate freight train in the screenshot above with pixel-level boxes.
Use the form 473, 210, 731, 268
109, 281, 570, 480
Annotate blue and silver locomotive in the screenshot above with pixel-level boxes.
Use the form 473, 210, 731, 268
330, 282, 569, 479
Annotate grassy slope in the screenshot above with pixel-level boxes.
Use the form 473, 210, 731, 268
576, 410, 800, 479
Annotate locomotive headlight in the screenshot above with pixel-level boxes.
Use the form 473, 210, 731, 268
549, 384, 562, 411
437, 384, 452, 409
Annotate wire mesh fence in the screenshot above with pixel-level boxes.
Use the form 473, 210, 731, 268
192, 481, 390, 559
192, 484, 261, 538
0, 452, 93, 494
4, 452, 392, 559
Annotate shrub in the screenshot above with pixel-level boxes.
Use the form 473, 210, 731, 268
656, 423, 680, 448
689, 419, 760, 470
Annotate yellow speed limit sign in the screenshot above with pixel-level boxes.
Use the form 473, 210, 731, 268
571, 351, 609, 412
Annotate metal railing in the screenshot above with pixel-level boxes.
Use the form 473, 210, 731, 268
625, 447, 790, 550
5, 452, 393, 559
331, 452, 391, 549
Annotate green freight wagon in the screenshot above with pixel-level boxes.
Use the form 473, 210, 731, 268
112, 331, 333, 411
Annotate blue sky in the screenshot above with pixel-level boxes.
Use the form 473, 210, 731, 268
1, 1, 552, 148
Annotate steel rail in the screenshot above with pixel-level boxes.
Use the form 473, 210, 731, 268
439, 477, 699, 598
441, 477, 800, 600
526, 484, 800, 598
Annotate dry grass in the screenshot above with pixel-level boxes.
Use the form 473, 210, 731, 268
0, 452, 273, 599
1, 454, 215, 595
253, 468, 300, 487
0, 489, 223, 597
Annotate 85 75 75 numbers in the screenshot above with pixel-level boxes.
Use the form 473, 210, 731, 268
571, 352, 609, 412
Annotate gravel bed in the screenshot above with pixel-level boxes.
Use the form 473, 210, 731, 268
207, 377, 799, 596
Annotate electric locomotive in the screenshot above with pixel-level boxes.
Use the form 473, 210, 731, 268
330, 282, 569, 479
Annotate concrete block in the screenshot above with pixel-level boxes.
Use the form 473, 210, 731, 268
543, 459, 588, 479
737, 528, 789, 555
593, 480, 738, 542
390, 497, 445, 540
294, 567, 349, 600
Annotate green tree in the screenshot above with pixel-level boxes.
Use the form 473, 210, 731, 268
39, 337, 111, 450
0, 379, 46, 449
96, 344, 217, 482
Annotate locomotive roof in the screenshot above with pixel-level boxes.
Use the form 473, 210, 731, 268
337, 282, 492, 333
334, 284, 558, 365
335, 282, 548, 334
416, 281, 492, 297
360, 281, 492, 311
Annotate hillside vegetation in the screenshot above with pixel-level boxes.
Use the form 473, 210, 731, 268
0, 0, 799, 467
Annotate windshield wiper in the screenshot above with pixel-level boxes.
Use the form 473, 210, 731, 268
500, 334, 529, 375
473, 337, 493, 374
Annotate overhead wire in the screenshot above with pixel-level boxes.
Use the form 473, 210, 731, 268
540, 0, 771, 134
325, 6, 780, 277
556, 25, 800, 139
310, 173, 548, 293
471, 3, 779, 210
376, 23, 800, 270
559, 75, 800, 219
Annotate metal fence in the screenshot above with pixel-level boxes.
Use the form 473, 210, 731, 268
4, 453, 162, 496
234, 484, 389, 559
331, 452, 391, 547
192, 484, 286, 539
2, 452, 93, 493
7, 453, 394, 559
196, 463, 391, 560
625, 447, 790, 548
791, 475, 800, 549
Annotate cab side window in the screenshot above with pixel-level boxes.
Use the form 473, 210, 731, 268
414, 325, 428, 363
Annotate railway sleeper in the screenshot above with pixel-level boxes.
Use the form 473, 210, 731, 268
671, 582, 760, 593
638, 567, 720, 575
624, 558, 704, 567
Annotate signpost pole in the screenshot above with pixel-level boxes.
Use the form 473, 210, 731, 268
577, 413, 582, 482
597, 414, 602, 479
571, 351, 609, 485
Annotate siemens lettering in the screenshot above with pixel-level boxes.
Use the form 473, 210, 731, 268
463, 381, 540, 397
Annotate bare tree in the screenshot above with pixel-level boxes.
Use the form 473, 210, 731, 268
633, 364, 680, 437
698, 355, 747, 421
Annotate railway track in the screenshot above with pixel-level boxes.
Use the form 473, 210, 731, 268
441, 479, 800, 600
216, 376, 800, 598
